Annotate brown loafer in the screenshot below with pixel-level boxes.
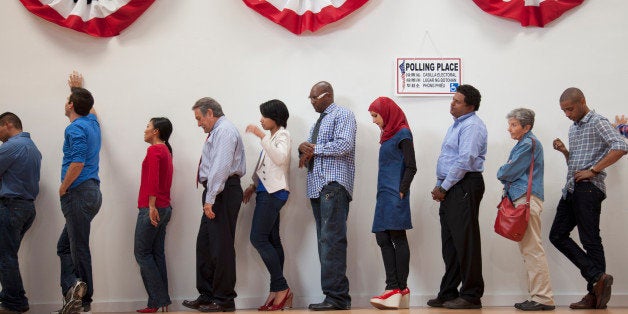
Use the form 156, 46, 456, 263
570, 293, 598, 310
593, 273, 613, 309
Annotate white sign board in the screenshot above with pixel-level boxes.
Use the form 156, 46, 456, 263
396, 58, 462, 96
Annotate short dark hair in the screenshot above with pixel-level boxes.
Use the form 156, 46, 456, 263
150, 117, 173, 154
456, 84, 481, 111
0, 112, 22, 130
560, 87, 585, 103
192, 97, 224, 117
260, 99, 289, 128
69, 87, 94, 116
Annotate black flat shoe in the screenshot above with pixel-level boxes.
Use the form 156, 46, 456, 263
182, 297, 212, 310
518, 301, 555, 311
443, 297, 482, 309
199, 302, 236, 312
308, 301, 349, 311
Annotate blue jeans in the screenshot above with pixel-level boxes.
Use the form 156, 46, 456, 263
135, 206, 172, 308
250, 192, 288, 292
550, 182, 606, 293
310, 182, 351, 308
57, 179, 102, 306
0, 198, 36, 312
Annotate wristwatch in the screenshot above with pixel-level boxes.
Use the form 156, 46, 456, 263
438, 186, 447, 194
589, 167, 600, 175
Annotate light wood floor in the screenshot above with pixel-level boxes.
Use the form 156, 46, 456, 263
92, 307, 628, 314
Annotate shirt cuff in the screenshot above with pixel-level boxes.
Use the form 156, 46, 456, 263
204, 193, 216, 205
441, 181, 452, 191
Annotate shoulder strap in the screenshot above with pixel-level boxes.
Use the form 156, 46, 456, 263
525, 138, 536, 204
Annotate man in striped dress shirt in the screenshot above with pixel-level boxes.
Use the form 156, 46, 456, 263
183, 97, 246, 313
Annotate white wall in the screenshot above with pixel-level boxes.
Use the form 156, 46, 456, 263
1, 0, 627, 311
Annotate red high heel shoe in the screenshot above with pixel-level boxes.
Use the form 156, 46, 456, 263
137, 305, 168, 313
258, 296, 275, 311
267, 289, 293, 311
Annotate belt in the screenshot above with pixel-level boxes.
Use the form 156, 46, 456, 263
201, 175, 240, 188
0, 196, 33, 202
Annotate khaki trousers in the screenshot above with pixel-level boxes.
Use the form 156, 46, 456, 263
514, 195, 555, 305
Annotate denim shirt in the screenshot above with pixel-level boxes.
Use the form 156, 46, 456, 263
0, 132, 42, 200
497, 132, 544, 201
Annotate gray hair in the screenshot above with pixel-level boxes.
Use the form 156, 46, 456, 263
506, 108, 535, 130
192, 97, 224, 117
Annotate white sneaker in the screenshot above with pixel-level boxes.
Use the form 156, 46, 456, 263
59, 281, 87, 314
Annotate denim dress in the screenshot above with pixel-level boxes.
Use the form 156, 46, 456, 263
372, 128, 413, 232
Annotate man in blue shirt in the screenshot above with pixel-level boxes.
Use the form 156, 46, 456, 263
550, 88, 627, 310
57, 72, 102, 314
182, 97, 246, 312
0, 112, 41, 314
298, 81, 356, 311
428, 84, 487, 309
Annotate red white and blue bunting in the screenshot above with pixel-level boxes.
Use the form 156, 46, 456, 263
19, 0, 155, 37
242, 0, 369, 35
472, 0, 584, 27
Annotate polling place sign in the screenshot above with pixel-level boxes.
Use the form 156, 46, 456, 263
396, 58, 462, 96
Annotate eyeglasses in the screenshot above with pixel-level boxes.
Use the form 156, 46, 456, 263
308, 92, 328, 100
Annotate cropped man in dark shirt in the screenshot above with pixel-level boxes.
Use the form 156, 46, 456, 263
0, 112, 41, 313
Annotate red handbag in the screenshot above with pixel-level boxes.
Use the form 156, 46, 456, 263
494, 139, 535, 242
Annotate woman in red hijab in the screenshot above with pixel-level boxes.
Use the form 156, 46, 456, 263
367, 97, 417, 310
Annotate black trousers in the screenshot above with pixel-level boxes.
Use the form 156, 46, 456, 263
549, 182, 606, 293
437, 172, 485, 304
196, 176, 243, 306
375, 230, 409, 290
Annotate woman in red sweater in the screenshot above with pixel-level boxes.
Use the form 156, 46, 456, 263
135, 117, 174, 313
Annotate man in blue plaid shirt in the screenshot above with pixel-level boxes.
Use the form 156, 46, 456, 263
550, 87, 627, 310
298, 81, 356, 311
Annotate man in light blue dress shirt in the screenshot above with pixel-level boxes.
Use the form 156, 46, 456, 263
298, 81, 356, 311
428, 84, 487, 310
183, 97, 246, 313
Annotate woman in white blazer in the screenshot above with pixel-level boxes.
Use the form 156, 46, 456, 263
243, 99, 293, 311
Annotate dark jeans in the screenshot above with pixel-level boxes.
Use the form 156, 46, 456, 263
250, 192, 288, 292
549, 181, 606, 293
310, 181, 351, 308
375, 230, 409, 291
438, 172, 484, 304
196, 176, 242, 307
57, 179, 102, 306
134, 206, 172, 308
0, 198, 35, 312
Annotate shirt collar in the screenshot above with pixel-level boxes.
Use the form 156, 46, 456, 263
519, 131, 533, 142
575, 110, 594, 126
212, 116, 225, 132
322, 103, 337, 115
7, 131, 28, 141
453, 111, 475, 124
